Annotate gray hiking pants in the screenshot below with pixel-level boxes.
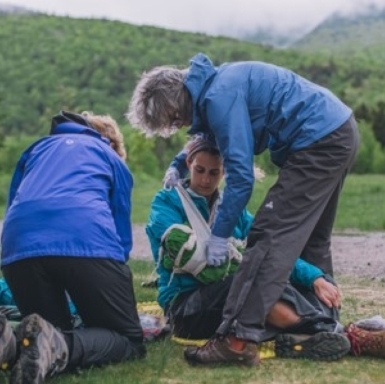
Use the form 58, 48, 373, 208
216, 116, 359, 343
169, 274, 340, 341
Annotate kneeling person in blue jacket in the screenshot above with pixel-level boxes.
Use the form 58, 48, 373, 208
0, 111, 145, 382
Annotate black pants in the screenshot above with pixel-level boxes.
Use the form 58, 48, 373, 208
3, 257, 145, 370
216, 116, 359, 342
169, 275, 340, 341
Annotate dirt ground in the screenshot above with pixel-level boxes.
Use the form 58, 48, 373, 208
0, 221, 383, 279
131, 225, 385, 279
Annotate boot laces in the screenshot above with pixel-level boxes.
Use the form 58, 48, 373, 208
195, 336, 227, 357
203, 336, 223, 350
346, 323, 383, 356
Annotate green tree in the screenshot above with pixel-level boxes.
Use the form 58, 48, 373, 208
352, 121, 385, 174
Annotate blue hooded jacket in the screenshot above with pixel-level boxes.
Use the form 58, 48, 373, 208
1, 122, 133, 266
146, 184, 324, 309
173, 53, 352, 238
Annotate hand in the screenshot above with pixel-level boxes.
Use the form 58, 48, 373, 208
313, 277, 342, 309
253, 165, 266, 182
206, 235, 229, 267
163, 167, 179, 189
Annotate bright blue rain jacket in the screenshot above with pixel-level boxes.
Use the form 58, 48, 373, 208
173, 53, 352, 238
1, 122, 133, 266
146, 185, 324, 308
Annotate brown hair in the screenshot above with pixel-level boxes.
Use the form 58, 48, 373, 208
184, 135, 266, 182
82, 111, 127, 160
184, 135, 221, 163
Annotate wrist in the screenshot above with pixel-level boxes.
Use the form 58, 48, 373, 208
312, 275, 326, 289
210, 234, 229, 244
166, 166, 178, 175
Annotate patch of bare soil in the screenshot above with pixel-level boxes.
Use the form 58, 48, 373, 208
131, 226, 385, 279
2, 221, 381, 279
331, 231, 385, 279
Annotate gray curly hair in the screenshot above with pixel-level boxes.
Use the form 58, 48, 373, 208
126, 66, 192, 137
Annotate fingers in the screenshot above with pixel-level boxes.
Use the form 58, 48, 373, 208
327, 285, 341, 309
313, 277, 342, 309
207, 257, 226, 267
322, 295, 333, 309
334, 287, 342, 308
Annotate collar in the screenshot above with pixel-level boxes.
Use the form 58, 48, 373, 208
51, 122, 110, 145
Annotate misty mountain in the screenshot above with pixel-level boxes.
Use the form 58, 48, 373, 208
0, 3, 37, 15
214, 4, 385, 50
292, 6, 385, 53
238, 26, 308, 48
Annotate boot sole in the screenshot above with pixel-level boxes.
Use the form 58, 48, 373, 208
10, 314, 46, 384
0, 313, 16, 371
0, 314, 8, 370
275, 332, 351, 361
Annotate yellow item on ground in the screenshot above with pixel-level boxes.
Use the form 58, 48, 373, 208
137, 301, 276, 359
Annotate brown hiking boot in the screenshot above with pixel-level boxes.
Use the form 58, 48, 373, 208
184, 336, 260, 367
0, 313, 17, 371
345, 323, 385, 357
10, 313, 69, 383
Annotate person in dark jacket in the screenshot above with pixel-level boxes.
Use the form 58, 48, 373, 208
0, 111, 145, 383
127, 53, 360, 366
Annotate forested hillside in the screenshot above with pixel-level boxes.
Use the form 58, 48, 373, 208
0, 14, 327, 136
0, 13, 385, 184
293, 8, 385, 55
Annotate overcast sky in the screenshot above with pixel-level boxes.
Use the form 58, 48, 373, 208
4, 0, 385, 34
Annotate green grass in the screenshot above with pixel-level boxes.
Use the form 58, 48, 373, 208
1, 174, 384, 382
131, 174, 161, 225
334, 174, 385, 231
1, 174, 384, 231
132, 174, 385, 231
7, 260, 383, 384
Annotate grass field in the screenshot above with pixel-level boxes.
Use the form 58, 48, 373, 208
132, 174, 385, 231
9, 259, 383, 384
0, 174, 384, 383
1, 174, 385, 231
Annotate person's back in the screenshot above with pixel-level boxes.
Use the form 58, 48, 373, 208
187, 54, 352, 165
1, 122, 132, 265
0, 111, 144, 383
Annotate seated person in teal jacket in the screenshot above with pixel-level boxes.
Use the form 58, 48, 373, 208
146, 135, 345, 359
0, 278, 14, 307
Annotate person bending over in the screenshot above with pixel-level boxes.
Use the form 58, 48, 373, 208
128, 53, 360, 366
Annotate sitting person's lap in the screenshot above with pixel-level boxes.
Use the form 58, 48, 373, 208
167, 275, 340, 340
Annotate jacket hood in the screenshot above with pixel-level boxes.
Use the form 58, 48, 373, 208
50, 110, 93, 134
184, 53, 216, 134
51, 118, 110, 145
184, 53, 216, 101
49, 111, 110, 144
